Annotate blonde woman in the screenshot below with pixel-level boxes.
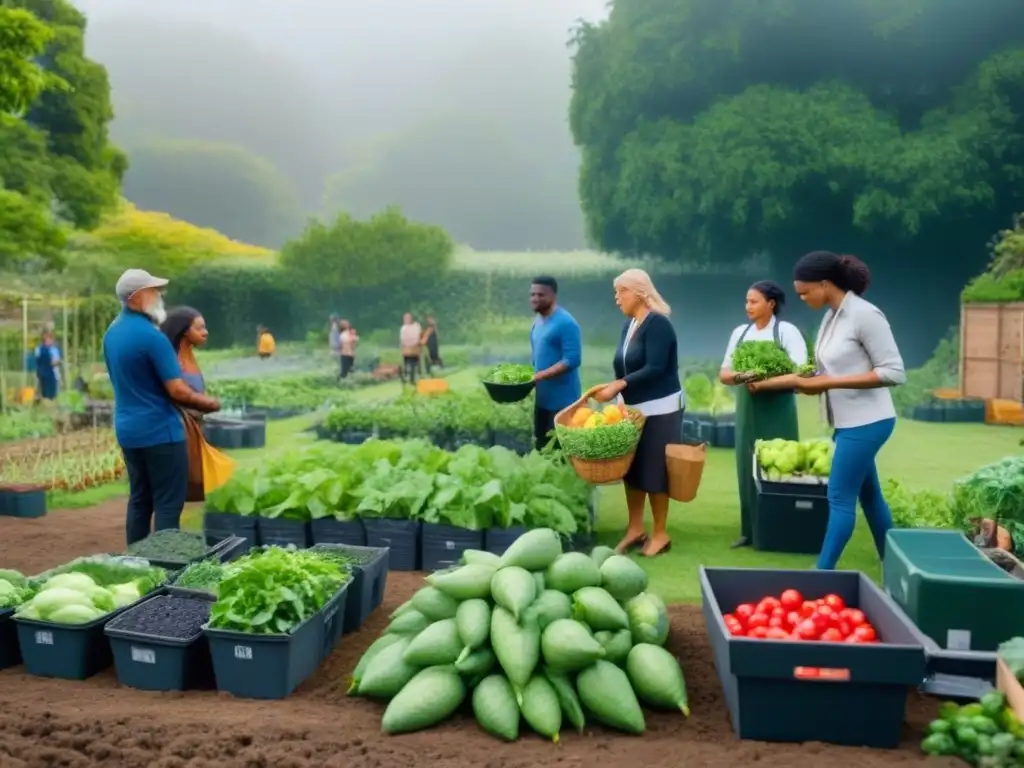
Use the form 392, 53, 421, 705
594, 269, 681, 558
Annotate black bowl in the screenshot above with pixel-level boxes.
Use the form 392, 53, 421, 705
482, 379, 535, 404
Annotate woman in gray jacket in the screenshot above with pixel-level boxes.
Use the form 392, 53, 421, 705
749, 252, 905, 570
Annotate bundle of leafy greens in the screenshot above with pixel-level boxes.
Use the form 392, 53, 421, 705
173, 560, 226, 594
952, 456, 1024, 550
731, 341, 797, 379
555, 417, 641, 461
126, 529, 209, 564
0, 569, 35, 610
208, 547, 350, 634
482, 363, 535, 385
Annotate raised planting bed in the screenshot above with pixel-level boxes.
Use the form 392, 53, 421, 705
883, 529, 1024, 653
203, 511, 258, 552
308, 545, 388, 635
105, 592, 215, 691
700, 567, 928, 748
0, 484, 46, 518
310, 518, 366, 547
205, 585, 348, 699
256, 518, 311, 548
363, 518, 421, 571
124, 529, 238, 571
420, 523, 485, 572
752, 458, 828, 555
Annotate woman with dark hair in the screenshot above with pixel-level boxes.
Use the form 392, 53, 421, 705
749, 252, 906, 569
160, 307, 209, 402
719, 281, 808, 548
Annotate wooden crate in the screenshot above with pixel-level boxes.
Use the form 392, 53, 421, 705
960, 303, 1024, 403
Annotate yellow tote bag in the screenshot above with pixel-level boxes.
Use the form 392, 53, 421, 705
201, 441, 236, 494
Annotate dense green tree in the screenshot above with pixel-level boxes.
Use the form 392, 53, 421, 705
122, 140, 305, 248
0, 5, 56, 113
570, 0, 1024, 285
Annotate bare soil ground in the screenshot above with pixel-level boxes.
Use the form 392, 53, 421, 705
0, 501, 956, 768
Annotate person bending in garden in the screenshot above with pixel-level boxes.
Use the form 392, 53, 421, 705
104, 270, 220, 546
529, 276, 582, 450
749, 253, 905, 570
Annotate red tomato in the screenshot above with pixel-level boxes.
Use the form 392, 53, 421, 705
845, 634, 862, 644
771, 607, 787, 619
823, 594, 846, 612
837, 620, 853, 638
727, 623, 745, 637
765, 627, 789, 640
800, 601, 817, 618
735, 603, 755, 622
845, 609, 866, 627
796, 619, 820, 640
723, 613, 738, 625
853, 625, 877, 643
786, 611, 803, 629
811, 607, 833, 632
820, 628, 843, 642
757, 597, 782, 615
768, 616, 787, 630
779, 589, 803, 611
746, 612, 770, 630
747, 626, 769, 639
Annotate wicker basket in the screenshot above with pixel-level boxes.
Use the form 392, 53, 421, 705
555, 386, 646, 484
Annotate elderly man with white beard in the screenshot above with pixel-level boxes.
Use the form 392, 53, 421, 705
103, 269, 221, 545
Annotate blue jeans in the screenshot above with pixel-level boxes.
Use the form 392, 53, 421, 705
817, 418, 895, 570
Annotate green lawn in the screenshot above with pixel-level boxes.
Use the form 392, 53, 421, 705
53, 367, 1022, 605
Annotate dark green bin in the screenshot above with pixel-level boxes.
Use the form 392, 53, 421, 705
883, 529, 1024, 652
0, 610, 20, 670
752, 462, 829, 554
700, 567, 928, 748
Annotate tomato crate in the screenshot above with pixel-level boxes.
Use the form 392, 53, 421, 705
883, 529, 1024, 653
699, 567, 928, 748
420, 523, 484, 572
0, 610, 20, 670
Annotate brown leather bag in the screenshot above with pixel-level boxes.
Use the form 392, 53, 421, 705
180, 410, 206, 503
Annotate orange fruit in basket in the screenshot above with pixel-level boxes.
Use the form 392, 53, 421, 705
602, 405, 624, 424
571, 407, 593, 427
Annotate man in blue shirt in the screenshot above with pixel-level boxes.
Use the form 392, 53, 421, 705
104, 269, 221, 545
529, 276, 582, 450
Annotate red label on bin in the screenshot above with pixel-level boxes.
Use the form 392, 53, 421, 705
793, 666, 850, 681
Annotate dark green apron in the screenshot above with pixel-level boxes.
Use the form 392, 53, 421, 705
733, 322, 800, 540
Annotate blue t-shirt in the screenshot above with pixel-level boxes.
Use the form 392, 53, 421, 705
530, 306, 582, 411
103, 310, 185, 449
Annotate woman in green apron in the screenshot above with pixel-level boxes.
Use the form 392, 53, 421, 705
719, 281, 809, 548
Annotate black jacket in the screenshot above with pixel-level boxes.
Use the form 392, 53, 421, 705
613, 313, 681, 406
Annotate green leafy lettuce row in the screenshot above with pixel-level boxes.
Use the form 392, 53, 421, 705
206, 439, 592, 534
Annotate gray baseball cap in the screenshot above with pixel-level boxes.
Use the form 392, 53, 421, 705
115, 269, 169, 301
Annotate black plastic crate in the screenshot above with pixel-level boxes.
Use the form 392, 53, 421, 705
128, 532, 241, 571
752, 460, 828, 499
697, 418, 717, 445
0, 485, 46, 518
206, 610, 323, 699
308, 544, 389, 634
0, 610, 20, 670
207, 424, 247, 450
363, 519, 421, 571
105, 593, 215, 691
241, 421, 266, 449
451, 431, 491, 450
485, 526, 528, 555
713, 420, 736, 449
752, 461, 829, 555
318, 582, 350, 660
336, 429, 372, 445
203, 511, 258, 551
257, 518, 311, 548
310, 518, 366, 546
491, 431, 532, 455
911, 404, 945, 422
16, 613, 118, 680
681, 414, 703, 441
699, 567, 927, 748
420, 523, 484, 572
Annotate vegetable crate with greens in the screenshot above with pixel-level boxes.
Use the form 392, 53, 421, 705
481, 363, 536, 404
920, 690, 1024, 764
681, 375, 736, 448
205, 439, 595, 573
12, 556, 167, 680
700, 567, 928, 748
308, 544, 390, 635
204, 547, 353, 699
882, 529, 1024, 654
124, 529, 245, 570
349, 528, 689, 740
105, 592, 216, 692
751, 439, 831, 555
0, 568, 35, 669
